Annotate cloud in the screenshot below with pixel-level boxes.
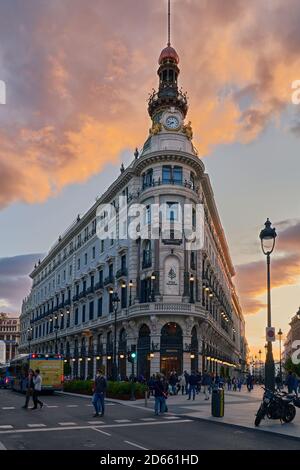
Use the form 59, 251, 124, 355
235, 219, 300, 314
0, 253, 42, 314
0, 0, 300, 208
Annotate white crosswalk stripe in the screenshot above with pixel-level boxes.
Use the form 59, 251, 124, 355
27, 424, 46, 428
87, 421, 104, 425
163, 416, 180, 420
140, 418, 156, 421
0, 426, 13, 429
58, 422, 77, 426
114, 419, 131, 423
66, 405, 78, 408
2, 407, 15, 410
46, 405, 58, 408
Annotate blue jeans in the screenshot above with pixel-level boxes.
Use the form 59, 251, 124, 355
92, 392, 105, 415
188, 385, 196, 400
155, 396, 166, 415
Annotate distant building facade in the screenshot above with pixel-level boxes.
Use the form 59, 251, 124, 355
0, 313, 20, 363
283, 307, 300, 363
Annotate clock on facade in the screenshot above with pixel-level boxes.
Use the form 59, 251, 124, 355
165, 115, 180, 130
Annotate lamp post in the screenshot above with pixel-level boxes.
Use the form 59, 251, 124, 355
129, 280, 133, 306
151, 272, 156, 302
111, 290, 120, 381
259, 218, 277, 391
27, 326, 33, 354
189, 274, 195, 303
258, 349, 262, 383
54, 315, 59, 354
278, 328, 283, 384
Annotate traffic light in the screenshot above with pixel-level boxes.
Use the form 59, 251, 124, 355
127, 345, 136, 362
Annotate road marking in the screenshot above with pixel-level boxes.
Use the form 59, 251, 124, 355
88, 421, 104, 425
114, 419, 131, 423
58, 422, 77, 426
163, 416, 180, 420
27, 424, 46, 428
0, 441, 7, 450
85, 405, 93, 407
140, 418, 156, 421
0, 420, 192, 434
0, 426, 13, 429
92, 427, 111, 437
46, 406, 58, 408
66, 405, 78, 408
124, 440, 148, 450
2, 407, 15, 410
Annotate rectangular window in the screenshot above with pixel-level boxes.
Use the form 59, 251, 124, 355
99, 270, 103, 285
167, 202, 179, 221
69, 264, 72, 276
89, 301, 94, 320
109, 292, 113, 313
145, 205, 151, 224
121, 286, 127, 309
97, 298, 102, 317
173, 166, 182, 184
82, 305, 86, 323
75, 308, 79, 325
121, 254, 126, 270
162, 165, 172, 184
84, 253, 87, 265
109, 264, 113, 278
92, 246, 95, 259
101, 240, 104, 253
77, 258, 80, 270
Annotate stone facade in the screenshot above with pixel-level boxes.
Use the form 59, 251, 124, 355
19, 39, 247, 381
0, 313, 20, 363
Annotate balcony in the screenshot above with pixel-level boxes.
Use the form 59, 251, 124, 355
142, 178, 197, 193
116, 267, 128, 279
86, 286, 94, 297
72, 294, 79, 302
104, 275, 115, 286
94, 281, 104, 292
78, 290, 87, 300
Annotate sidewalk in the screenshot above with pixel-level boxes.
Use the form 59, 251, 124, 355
117, 386, 300, 440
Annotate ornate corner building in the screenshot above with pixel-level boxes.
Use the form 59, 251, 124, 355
19, 37, 248, 380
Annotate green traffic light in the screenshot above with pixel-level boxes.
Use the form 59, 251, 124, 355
131, 352, 136, 359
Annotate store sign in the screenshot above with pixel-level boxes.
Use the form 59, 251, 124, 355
0, 341, 6, 364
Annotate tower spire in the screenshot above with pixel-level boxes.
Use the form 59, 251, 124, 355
167, 0, 171, 47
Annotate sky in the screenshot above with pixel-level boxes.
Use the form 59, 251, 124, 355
0, 0, 299, 360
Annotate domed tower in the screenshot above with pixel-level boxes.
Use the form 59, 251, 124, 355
144, 0, 194, 155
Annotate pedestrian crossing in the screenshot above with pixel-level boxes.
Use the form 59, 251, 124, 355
1, 403, 116, 411
0, 415, 182, 431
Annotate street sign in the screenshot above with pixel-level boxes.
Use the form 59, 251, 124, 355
266, 327, 276, 342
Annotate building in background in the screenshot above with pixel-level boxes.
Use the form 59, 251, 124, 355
0, 313, 20, 363
283, 307, 300, 364
19, 17, 247, 380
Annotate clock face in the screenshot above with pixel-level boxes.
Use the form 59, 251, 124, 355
165, 115, 180, 129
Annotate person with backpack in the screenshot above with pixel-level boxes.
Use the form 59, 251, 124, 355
22, 369, 35, 409
32, 369, 43, 409
187, 370, 198, 400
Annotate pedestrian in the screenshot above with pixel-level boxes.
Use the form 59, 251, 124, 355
227, 376, 231, 391
237, 378, 242, 392
232, 377, 237, 392
184, 370, 189, 394
292, 373, 298, 396
246, 374, 252, 392
202, 369, 211, 400
286, 371, 294, 394
169, 371, 178, 395
32, 369, 43, 410
153, 374, 166, 416
196, 371, 202, 394
92, 370, 107, 417
275, 374, 282, 391
179, 375, 185, 395
187, 370, 197, 400
22, 369, 35, 409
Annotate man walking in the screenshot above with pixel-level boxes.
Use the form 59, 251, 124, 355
22, 369, 35, 409
32, 369, 43, 409
187, 370, 197, 400
92, 370, 107, 417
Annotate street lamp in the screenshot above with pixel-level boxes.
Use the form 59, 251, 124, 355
53, 315, 59, 354
27, 326, 33, 354
129, 280, 133, 306
151, 272, 156, 302
190, 274, 195, 303
278, 328, 283, 384
110, 290, 120, 381
258, 349, 262, 383
260, 218, 277, 391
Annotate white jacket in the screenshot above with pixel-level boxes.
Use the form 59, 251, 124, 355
33, 374, 42, 391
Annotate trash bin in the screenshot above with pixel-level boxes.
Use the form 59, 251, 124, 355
211, 387, 224, 417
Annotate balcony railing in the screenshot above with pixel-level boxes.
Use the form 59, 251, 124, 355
104, 275, 114, 286
142, 178, 196, 192
95, 281, 104, 291
116, 267, 128, 279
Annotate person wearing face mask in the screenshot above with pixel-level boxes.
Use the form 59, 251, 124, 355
92, 370, 107, 417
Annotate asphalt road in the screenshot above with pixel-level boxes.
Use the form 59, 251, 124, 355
0, 389, 300, 450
